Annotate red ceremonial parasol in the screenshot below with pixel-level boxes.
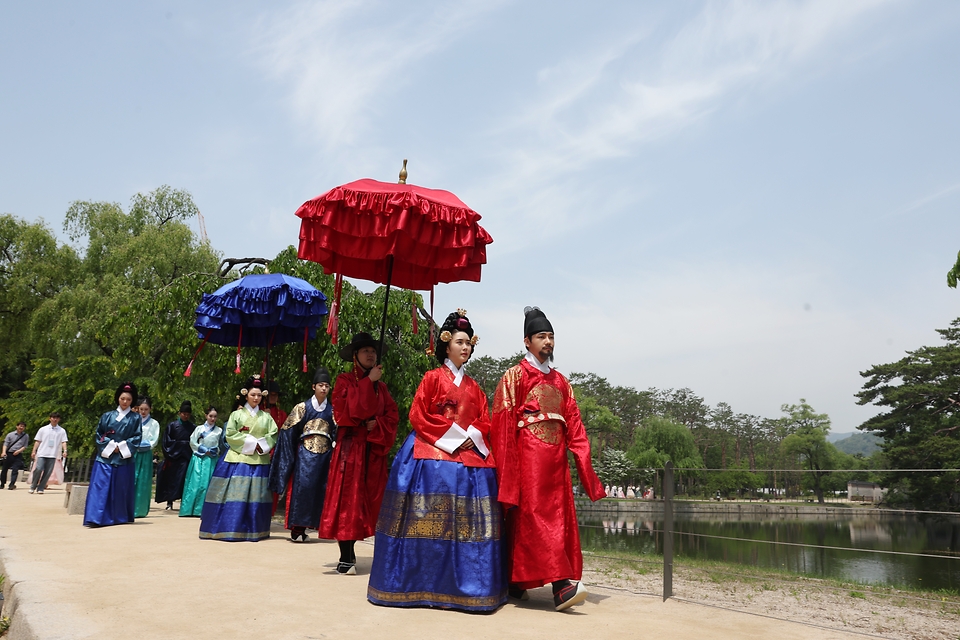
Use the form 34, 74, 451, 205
295, 160, 493, 357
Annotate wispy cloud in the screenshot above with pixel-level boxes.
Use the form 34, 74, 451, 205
252, 0, 509, 152
887, 181, 960, 218
480, 0, 894, 244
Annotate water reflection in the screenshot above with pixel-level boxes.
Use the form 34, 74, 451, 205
580, 513, 960, 590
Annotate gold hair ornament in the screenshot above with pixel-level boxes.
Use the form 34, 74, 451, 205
439, 330, 452, 343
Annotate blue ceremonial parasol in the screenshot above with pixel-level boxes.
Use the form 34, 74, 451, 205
184, 273, 328, 376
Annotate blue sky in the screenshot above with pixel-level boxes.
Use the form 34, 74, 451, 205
2, 1, 959, 432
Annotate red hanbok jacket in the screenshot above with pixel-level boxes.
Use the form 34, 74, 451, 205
408, 366, 495, 468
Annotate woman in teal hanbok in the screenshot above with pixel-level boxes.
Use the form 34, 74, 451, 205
199, 376, 277, 541
134, 397, 160, 518
180, 407, 222, 517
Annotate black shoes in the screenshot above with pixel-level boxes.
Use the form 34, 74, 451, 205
290, 528, 307, 542
336, 562, 357, 575
508, 586, 529, 601
553, 580, 588, 612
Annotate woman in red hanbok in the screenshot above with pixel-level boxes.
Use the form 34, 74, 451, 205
368, 310, 506, 611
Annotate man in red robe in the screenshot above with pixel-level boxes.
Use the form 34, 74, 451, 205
319, 332, 399, 574
492, 307, 605, 611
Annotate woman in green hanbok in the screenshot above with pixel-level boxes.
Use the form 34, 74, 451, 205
179, 407, 222, 517
199, 376, 277, 541
134, 397, 160, 518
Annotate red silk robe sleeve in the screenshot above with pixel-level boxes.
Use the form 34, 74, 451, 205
561, 380, 606, 502
491, 365, 524, 509
367, 382, 399, 456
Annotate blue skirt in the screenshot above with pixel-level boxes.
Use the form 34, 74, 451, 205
367, 433, 507, 612
83, 460, 136, 527
198, 460, 272, 541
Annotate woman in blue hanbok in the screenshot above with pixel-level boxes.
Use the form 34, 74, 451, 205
199, 376, 277, 541
134, 396, 160, 518
269, 367, 336, 542
180, 407, 222, 517
368, 310, 506, 612
84, 382, 143, 527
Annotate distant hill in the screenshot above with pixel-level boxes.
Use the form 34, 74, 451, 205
826, 431, 855, 443
832, 432, 882, 457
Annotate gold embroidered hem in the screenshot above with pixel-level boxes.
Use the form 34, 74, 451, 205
376, 489, 501, 542
367, 585, 507, 609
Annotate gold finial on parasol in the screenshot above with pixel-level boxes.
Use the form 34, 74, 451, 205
398, 159, 408, 184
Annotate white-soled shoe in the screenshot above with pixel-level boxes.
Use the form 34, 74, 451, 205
554, 581, 588, 612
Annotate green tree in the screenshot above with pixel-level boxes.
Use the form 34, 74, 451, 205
2, 187, 221, 452
627, 416, 704, 471
593, 448, 635, 487
0, 215, 79, 394
857, 318, 960, 511
779, 399, 833, 504
948, 250, 960, 288
467, 352, 524, 405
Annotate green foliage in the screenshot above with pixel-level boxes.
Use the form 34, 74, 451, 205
1, 357, 116, 456
706, 462, 765, 496
857, 318, 960, 511
627, 416, 704, 474
948, 250, 960, 288
569, 372, 658, 447
779, 399, 834, 504
578, 395, 622, 452
0, 215, 79, 383
593, 448, 635, 486
467, 352, 524, 405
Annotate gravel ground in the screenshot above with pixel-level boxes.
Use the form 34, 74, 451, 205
582, 553, 960, 640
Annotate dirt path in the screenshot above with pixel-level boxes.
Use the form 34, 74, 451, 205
0, 486, 878, 639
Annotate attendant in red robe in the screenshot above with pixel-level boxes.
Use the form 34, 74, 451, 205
491, 306, 605, 612
319, 332, 399, 574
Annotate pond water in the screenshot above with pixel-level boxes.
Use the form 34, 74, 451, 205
579, 512, 960, 591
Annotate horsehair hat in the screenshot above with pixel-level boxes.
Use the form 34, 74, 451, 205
436, 308, 479, 364
313, 366, 331, 385
338, 331, 385, 361
268, 380, 282, 395
114, 381, 139, 404
179, 400, 193, 414
523, 306, 553, 338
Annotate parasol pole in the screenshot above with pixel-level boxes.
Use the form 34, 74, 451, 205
376, 254, 394, 364
375, 158, 407, 364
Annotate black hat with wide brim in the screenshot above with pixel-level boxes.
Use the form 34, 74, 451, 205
338, 332, 385, 361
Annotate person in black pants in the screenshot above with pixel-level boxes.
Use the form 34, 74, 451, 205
1, 422, 30, 490
155, 401, 195, 509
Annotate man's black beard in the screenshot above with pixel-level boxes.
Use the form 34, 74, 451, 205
539, 349, 554, 364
